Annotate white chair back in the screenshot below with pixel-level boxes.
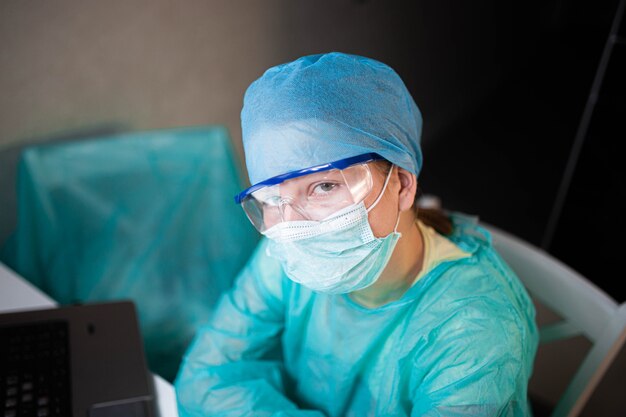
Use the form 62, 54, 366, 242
483, 223, 626, 417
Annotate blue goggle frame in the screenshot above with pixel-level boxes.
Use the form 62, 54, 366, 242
234, 153, 384, 204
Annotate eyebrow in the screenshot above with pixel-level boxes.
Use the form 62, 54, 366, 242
279, 171, 344, 194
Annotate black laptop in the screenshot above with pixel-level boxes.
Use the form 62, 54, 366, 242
0, 300, 158, 417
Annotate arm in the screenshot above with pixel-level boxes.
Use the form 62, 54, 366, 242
174, 239, 326, 417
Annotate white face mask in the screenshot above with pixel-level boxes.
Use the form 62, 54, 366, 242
264, 165, 401, 294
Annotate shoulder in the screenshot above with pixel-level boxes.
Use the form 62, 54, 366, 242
441, 212, 533, 306
233, 237, 292, 308
404, 213, 537, 390
410, 211, 538, 373
408, 260, 538, 410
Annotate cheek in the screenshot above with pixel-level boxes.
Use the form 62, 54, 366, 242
367, 198, 399, 238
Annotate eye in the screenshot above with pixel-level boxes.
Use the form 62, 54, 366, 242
312, 182, 338, 195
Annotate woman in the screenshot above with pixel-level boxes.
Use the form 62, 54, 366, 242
175, 52, 538, 416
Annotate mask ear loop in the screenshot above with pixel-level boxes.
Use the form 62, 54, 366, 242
366, 164, 403, 235
393, 209, 402, 234
366, 164, 395, 213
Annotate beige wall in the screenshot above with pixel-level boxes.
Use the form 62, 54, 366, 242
0, 0, 294, 165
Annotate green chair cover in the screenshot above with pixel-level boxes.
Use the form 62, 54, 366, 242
1, 125, 260, 381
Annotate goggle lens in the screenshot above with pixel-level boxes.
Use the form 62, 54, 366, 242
241, 164, 374, 233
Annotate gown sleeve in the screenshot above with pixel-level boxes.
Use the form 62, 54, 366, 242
174, 239, 326, 417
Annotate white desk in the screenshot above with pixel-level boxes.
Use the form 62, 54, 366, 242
0, 262, 179, 417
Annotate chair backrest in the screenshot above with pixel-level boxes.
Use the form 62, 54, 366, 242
482, 222, 626, 417
1, 125, 260, 381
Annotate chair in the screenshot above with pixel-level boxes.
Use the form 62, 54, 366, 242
482, 222, 626, 417
0, 125, 260, 381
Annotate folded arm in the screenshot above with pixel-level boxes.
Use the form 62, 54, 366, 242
175, 240, 326, 417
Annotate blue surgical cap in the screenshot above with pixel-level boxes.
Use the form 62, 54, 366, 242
241, 52, 423, 185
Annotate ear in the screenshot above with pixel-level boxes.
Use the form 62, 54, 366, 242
396, 167, 417, 212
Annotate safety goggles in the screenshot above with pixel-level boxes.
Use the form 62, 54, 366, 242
235, 153, 385, 233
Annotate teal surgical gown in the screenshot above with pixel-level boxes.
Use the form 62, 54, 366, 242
174, 213, 539, 416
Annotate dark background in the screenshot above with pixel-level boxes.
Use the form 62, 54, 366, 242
412, 0, 625, 303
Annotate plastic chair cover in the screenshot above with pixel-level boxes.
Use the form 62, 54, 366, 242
0, 126, 259, 381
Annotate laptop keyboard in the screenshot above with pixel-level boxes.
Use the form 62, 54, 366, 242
1, 321, 72, 417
